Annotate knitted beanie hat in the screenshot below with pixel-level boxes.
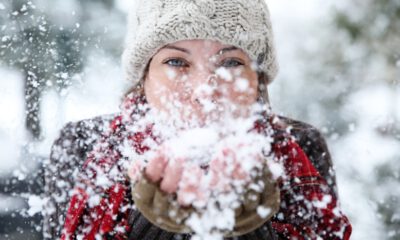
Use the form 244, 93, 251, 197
122, 0, 278, 87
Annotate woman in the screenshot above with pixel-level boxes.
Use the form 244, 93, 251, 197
43, 0, 352, 239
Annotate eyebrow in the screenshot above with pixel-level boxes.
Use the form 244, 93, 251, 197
162, 45, 190, 54
161, 45, 239, 55
217, 46, 239, 55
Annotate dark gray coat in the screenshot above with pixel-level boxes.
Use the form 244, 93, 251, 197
43, 114, 337, 240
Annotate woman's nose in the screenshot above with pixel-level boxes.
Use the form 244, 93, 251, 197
207, 74, 219, 88
190, 73, 220, 105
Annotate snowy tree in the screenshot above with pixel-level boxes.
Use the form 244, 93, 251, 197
331, 3, 400, 238
0, 1, 125, 239
279, 0, 400, 238
0, 0, 124, 140
336, 1, 400, 238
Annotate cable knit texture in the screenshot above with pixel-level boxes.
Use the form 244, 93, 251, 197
122, 0, 278, 86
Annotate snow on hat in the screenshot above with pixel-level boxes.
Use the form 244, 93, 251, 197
122, 0, 278, 86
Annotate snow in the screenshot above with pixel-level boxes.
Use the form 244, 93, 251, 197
38, 25, 46, 32
215, 67, 233, 82
267, 161, 284, 180
186, 200, 235, 240
1, 0, 399, 239
312, 195, 332, 209
2, 36, 10, 42
234, 78, 250, 92
257, 206, 272, 218
265, 2, 400, 238
0, 68, 25, 176
166, 69, 177, 80
166, 127, 219, 159
61, 54, 125, 121
330, 84, 399, 239
123, 99, 273, 239
27, 195, 46, 216
35, 53, 127, 156
115, 0, 136, 14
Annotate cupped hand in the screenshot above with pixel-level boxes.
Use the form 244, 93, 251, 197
127, 137, 280, 236
129, 138, 265, 207
144, 144, 206, 206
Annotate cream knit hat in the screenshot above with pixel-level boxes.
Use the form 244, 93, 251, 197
122, 0, 278, 86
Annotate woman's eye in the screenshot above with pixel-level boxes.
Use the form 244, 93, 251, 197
220, 58, 244, 68
164, 58, 188, 67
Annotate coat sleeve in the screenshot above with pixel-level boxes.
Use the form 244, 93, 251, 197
270, 139, 352, 240
294, 125, 338, 198
42, 116, 111, 239
279, 116, 338, 198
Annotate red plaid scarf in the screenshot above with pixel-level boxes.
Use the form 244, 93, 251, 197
61, 94, 352, 239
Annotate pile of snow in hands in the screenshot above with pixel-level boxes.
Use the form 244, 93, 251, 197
123, 93, 280, 239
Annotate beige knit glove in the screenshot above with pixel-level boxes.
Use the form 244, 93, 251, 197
131, 163, 280, 236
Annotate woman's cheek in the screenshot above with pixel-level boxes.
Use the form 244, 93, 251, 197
225, 79, 255, 105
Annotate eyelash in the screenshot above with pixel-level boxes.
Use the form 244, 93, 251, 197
163, 58, 244, 68
163, 58, 189, 67
219, 58, 244, 68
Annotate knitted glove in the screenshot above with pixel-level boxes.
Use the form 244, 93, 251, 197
129, 141, 280, 237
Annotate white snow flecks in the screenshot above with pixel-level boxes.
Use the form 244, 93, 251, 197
257, 206, 272, 218
186, 200, 235, 240
312, 195, 332, 209
215, 67, 233, 82
27, 195, 48, 216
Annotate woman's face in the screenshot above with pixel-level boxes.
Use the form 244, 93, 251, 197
144, 39, 259, 125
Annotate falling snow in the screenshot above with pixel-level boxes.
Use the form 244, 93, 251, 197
0, 0, 399, 239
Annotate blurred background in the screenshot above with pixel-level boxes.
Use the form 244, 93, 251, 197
0, 0, 399, 239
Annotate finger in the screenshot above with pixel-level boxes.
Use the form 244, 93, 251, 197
128, 160, 143, 183
209, 157, 231, 192
232, 161, 249, 181
145, 151, 168, 183
160, 157, 185, 194
177, 165, 203, 206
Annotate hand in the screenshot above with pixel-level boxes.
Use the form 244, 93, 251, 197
208, 140, 264, 192
129, 136, 266, 206
134, 143, 207, 206
128, 137, 281, 236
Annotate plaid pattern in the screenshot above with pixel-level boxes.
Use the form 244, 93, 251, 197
271, 140, 352, 239
53, 97, 352, 240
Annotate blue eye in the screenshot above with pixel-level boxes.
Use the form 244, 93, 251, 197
220, 58, 244, 68
164, 58, 189, 67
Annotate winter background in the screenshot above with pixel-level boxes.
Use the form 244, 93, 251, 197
0, 0, 399, 239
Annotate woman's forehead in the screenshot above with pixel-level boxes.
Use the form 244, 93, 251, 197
158, 39, 248, 57
168, 39, 229, 48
